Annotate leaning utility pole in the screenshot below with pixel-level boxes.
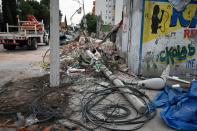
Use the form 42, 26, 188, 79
50, 0, 60, 87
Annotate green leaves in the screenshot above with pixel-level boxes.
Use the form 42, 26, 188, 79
80, 13, 97, 34
19, 0, 49, 26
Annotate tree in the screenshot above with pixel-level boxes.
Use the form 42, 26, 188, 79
2, 0, 17, 31
0, 13, 4, 31
80, 13, 97, 34
18, 0, 50, 28
40, 0, 49, 8
19, 0, 34, 20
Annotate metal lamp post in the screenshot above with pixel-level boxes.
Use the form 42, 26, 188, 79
73, 0, 87, 30
70, 7, 82, 31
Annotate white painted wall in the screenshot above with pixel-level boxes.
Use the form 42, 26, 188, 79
141, 1, 197, 78
127, 0, 143, 74
124, 0, 197, 78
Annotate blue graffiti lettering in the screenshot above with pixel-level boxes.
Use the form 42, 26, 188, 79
190, 9, 197, 28
186, 59, 196, 69
170, 8, 197, 28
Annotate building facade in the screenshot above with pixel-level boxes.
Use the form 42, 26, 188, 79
117, 0, 197, 78
95, 0, 123, 25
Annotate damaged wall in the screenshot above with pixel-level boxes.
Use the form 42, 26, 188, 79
120, 0, 131, 61
120, 0, 144, 74
141, 0, 197, 77
123, 0, 197, 78
128, 0, 144, 74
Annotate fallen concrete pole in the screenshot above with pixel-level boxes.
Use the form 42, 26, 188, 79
86, 50, 146, 113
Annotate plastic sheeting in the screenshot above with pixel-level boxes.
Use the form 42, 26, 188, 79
153, 80, 197, 131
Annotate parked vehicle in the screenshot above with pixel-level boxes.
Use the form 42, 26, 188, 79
0, 15, 48, 50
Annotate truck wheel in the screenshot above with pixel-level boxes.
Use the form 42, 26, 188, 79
43, 37, 49, 45
45, 39, 49, 45
28, 38, 38, 50
45, 41, 49, 45
3, 44, 16, 50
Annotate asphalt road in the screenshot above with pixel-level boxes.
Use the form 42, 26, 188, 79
0, 44, 49, 87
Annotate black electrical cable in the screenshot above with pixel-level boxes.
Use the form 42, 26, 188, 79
81, 86, 156, 131
103, 104, 131, 119
29, 87, 68, 124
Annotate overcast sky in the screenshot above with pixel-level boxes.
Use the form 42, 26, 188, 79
60, 0, 94, 25
37, 0, 94, 25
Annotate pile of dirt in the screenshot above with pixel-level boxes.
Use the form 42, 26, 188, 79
0, 75, 70, 124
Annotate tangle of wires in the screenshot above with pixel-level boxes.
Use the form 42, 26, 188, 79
28, 86, 73, 125
81, 85, 156, 131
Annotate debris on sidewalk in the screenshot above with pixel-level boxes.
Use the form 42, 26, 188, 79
66, 67, 85, 76
0, 75, 72, 128
4, 32, 195, 131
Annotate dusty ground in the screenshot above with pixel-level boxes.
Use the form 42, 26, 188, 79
0, 44, 176, 131
0, 44, 48, 87
0, 44, 49, 131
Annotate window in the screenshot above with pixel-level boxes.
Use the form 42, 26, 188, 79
108, 16, 111, 19
112, 16, 115, 21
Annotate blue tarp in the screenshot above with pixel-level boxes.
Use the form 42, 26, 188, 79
153, 80, 197, 131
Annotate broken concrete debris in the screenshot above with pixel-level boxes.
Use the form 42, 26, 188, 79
0, 33, 195, 131
86, 49, 146, 113
67, 67, 85, 76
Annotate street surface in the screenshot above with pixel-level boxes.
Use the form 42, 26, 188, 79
0, 44, 48, 87
0, 44, 174, 131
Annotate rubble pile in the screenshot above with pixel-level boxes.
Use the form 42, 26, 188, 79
1, 33, 196, 131
0, 34, 155, 131
40, 35, 156, 130
43, 35, 121, 73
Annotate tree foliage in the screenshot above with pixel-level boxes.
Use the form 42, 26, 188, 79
81, 13, 97, 34
2, 0, 17, 31
1, 0, 50, 30
40, 0, 50, 8
1, 0, 65, 31
19, 0, 50, 27
0, 12, 4, 31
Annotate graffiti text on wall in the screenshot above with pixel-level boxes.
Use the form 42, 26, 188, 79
186, 59, 196, 69
170, 8, 197, 28
156, 44, 196, 65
